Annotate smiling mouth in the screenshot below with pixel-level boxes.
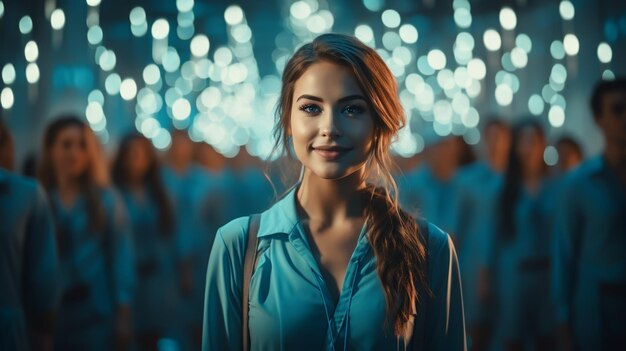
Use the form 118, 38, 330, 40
311, 145, 352, 160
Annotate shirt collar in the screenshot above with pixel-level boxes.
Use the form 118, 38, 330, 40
258, 184, 301, 238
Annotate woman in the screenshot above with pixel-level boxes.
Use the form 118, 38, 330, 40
491, 119, 555, 351
38, 116, 134, 351
203, 33, 465, 351
112, 133, 180, 350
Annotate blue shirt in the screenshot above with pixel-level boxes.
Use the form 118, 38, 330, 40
162, 165, 217, 259
163, 164, 225, 325
490, 178, 556, 341
118, 187, 180, 332
0, 170, 59, 351
398, 165, 461, 234
50, 187, 134, 349
453, 162, 502, 325
203, 185, 466, 351
552, 155, 626, 350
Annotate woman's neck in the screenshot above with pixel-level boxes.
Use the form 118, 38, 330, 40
169, 158, 190, 175
55, 174, 81, 206
125, 175, 145, 189
296, 169, 367, 225
523, 167, 543, 194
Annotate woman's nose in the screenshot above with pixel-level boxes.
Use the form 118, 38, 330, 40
319, 109, 342, 138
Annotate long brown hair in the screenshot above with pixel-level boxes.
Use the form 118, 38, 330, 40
498, 118, 547, 241
273, 33, 428, 336
38, 115, 109, 232
112, 133, 174, 235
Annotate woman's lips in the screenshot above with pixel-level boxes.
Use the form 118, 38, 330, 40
312, 146, 351, 160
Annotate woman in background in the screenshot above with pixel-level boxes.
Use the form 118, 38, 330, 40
38, 116, 134, 351
491, 119, 555, 351
112, 133, 181, 350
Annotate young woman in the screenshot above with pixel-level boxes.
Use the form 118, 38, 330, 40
203, 33, 466, 351
491, 119, 555, 351
38, 116, 134, 351
112, 133, 180, 350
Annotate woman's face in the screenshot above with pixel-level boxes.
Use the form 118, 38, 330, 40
125, 138, 152, 181
289, 60, 375, 180
50, 125, 89, 179
516, 126, 546, 174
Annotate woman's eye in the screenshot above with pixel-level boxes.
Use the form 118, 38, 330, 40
343, 105, 364, 115
299, 104, 322, 115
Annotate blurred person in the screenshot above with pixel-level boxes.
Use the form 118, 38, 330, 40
555, 136, 583, 174
195, 141, 240, 228
112, 133, 181, 350
163, 130, 218, 349
400, 135, 466, 234
454, 118, 512, 351
553, 78, 626, 351
38, 116, 134, 351
491, 119, 555, 351
203, 33, 466, 351
231, 146, 275, 217
1, 119, 59, 351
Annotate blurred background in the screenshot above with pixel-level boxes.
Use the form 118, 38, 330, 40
1, 0, 625, 351
0, 0, 624, 162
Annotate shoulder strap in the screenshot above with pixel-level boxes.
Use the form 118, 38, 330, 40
242, 213, 261, 351
408, 218, 430, 351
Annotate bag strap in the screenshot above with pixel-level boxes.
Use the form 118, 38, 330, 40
408, 218, 430, 351
242, 213, 261, 351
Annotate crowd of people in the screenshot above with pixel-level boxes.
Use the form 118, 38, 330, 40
396, 78, 626, 351
0, 77, 624, 351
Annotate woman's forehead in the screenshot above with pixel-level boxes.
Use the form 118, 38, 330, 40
292, 61, 364, 102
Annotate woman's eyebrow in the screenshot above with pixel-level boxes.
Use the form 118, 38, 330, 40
296, 94, 366, 103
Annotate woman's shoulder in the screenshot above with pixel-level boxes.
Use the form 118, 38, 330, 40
417, 219, 451, 253
1, 172, 43, 209
214, 216, 252, 256
418, 220, 456, 282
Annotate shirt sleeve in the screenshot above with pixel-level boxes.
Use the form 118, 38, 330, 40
552, 177, 580, 325
425, 225, 467, 351
109, 190, 135, 306
23, 182, 60, 327
202, 218, 248, 351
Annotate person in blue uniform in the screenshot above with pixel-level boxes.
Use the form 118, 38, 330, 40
195, 141, 236, 229
554, 136, 583, 175
203, 33, 466, 351
398, 135, 467, 235
553, 78, 626, 351
1, 120, 59, 351
37, 116, 134, 351
454, 118, 511, 351
490, 119, 554, 351
232, 147, 275, 216
112, 133, 181, 350
163, 130, 220, 349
